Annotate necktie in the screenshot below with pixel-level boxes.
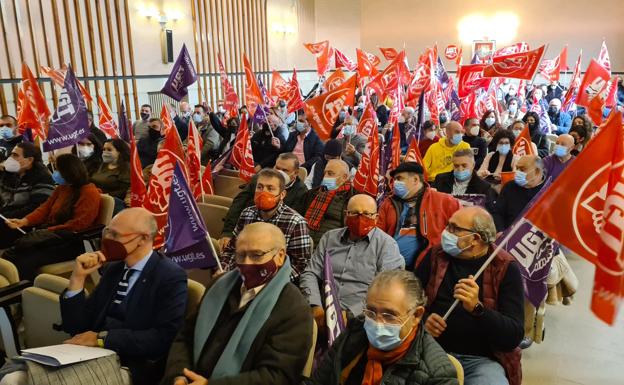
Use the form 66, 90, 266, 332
112, 268, 136, 305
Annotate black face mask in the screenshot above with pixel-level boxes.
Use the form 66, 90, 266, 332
528, 122, 538, 131
148, 129, 161, 140
140, 112, 150, 121
548, 106, 558, 115
439, 115, 448, 124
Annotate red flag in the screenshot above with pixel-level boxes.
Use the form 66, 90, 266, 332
597, 40, 611, 73
325, 69, 346, 91
357, 103, 377, 137
562, 51, 583, 111
457, 64, 491, 98
405, 137, 428, 179
16, 88, 39, 134
500, 171, 515, 187
560, 45, 568, 71
21, 63, 51, 141
390, 121, 401, 171
353, 119, 380, 197
379, 47, 398, 61
129, 128, 146, 208
286, 68, 305, 114
512, 125, 536, 156
577, 59, 611, 124
243, 53, 264, 116
538, 47, 567, 82
304, 40, 332, 76
334, 49, 357, 71
483, 45, 546, 80
97, 96, 119, 138
228, 114, 255, 181
494, 42, 530, 57
305, 75, 357, 141
217, 53, 240, 115
201, 161, 215, 195
605, 78, 619, 108
406, 47, 436, 103
186, 120, 203, 199
270, 70, 290, 102
366, 51, 411, 101
356, 48, 379, 80
144, 115, 187, 248
160, 104, 176, 136
525, 112, 624, 325
40, 65, 92, 103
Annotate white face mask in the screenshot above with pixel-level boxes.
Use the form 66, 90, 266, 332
469, 126, 480, 136
398, 116, 406, 124
425, 131, 436, 140
3, 157, 21, 173
77, 146, 95, 160
485, 117, 496, 127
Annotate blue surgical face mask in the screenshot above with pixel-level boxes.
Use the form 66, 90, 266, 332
554, 144, 569, 158
497, 143, 511, 155
364, 316, 409, 351
0, 127, 14, 140
441, 229, 472, 257
296, 122, 306, 133
193, 113, 203, 123
342, 125, 356, 136
450, 133, 463, 146
393, 180, 409, 199
338, 110, 346, 120
514, 170, 528, 187
453, 169, 471, 182
321, 177, 338, 191
52, 170, 66, 185
485, 117, 496, 127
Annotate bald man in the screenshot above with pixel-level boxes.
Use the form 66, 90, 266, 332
303, 158, 355, 245
415, 206, 524, 385
542, 134, 575, 180
174, 101, 192, 141
301, 194, 404, 326
60, 208, 188, 385
162, 222, 313, 385
423, 121, 471, 181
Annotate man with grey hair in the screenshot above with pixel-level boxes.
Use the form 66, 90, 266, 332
60, 207, 188, 385
415, 206, 524, 385
305, 270, 458, 385
433, 149, 496, 204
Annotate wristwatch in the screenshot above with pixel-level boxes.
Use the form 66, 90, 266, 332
471, 302, 485, 317
97, 331, 108, 348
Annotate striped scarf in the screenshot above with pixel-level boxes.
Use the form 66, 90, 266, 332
305, 182, 352, 231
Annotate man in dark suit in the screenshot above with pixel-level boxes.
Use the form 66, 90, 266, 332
60, 207, 188, 385
283, 113, 324, 172
433, 149, 496, 209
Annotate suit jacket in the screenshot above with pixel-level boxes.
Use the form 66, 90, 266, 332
60, 252, 188, 385
284, 130, 325, 171
433, 171, 497, 211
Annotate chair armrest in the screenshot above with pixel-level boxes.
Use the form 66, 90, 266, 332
75, 224, 105, 240
0, 280, 32, 302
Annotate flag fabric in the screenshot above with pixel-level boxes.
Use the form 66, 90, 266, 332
161, 44, 197, 101
366, 51, 410, 101
483, 45, 546, 80
404, 137, 428, 179
186, 120, 203, 200
129, 126, 146, 207
243, 54, 265, 116
356, 48, 379, 80
597, 40, 611, 73
164, 162, 219, 270
494, 42, 530, 57
356, 103, 377, 137
218, 53, 240, 115
576, 59, 611, 124
334, 49, 357, 71
325, 68, 346, 91
16, 88, 39, 135
538, 47, 567, 82
406, 47, 436, 103
304, 40, 332, 76
390, 121, 401, 171
228, 114, 255, 181
21, 63, 51, 141
560, 45, 568, 71
457, 64, 491, 98
605, 78, 618, 108
144, 113, 187, 248
286, 68, 305, 114
270, 70, 290, 102
379, 47, 399, 61
322, 251, 346, 345
160, 104, 176, 136
524, 112, 624, 324
353, 118, 380, 197
201, 160, 215, 195
512, 125, 536, 156
118, 101, 130, 143
40, 64, 93, 103
97, 96, 119, 138
562, 51, 583, 112
305, 75, 357, 141
454, 194, 487, 208
42, 66, 89, 152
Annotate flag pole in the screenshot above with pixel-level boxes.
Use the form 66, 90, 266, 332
207, 235, 223, 272
442, 218, 526, 321
0, 214, 27, 234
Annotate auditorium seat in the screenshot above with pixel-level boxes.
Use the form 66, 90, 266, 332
546, 134, 558, 154
197, 203, 228, 239
213, 175, 245, 198
448, 354, 464, 385
219, 168, 241, 178
302, 320, 318, 378
200, 194, 234, 208
186, 279, 205, 319
0, 258, 19, 288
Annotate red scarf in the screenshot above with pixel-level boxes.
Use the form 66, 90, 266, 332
305, 182, 351, 231
361, 327, 417, 385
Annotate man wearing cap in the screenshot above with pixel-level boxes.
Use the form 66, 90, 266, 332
378, 162, 461, 270
423, 121, 471, 182
305, 139, 345, 189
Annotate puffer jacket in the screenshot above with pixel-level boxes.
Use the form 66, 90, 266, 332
304, 317, 458, 385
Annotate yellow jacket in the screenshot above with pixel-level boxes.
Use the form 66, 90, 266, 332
422, 138, 471, 181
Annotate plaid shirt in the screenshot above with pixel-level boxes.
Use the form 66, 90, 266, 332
222, 202, 313, 276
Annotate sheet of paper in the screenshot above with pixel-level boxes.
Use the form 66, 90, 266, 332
21, 344, 115, 366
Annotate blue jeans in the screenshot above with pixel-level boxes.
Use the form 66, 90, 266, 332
452, 353, 508, 385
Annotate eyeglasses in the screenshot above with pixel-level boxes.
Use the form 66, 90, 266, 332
362, 307, 415, 325
345, 211, 377, 219
234, 247, 278, 261
446, 223, 474, 234
102, 227, 146, 240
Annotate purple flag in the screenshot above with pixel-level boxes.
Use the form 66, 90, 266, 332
118, 101, 130, 143
43, 66, 89, 152
323, 251, 345, 345
161, 44, 197, 101
252, 76, 270, 125
164, 162, 219, 269
454, 194, 487, 207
